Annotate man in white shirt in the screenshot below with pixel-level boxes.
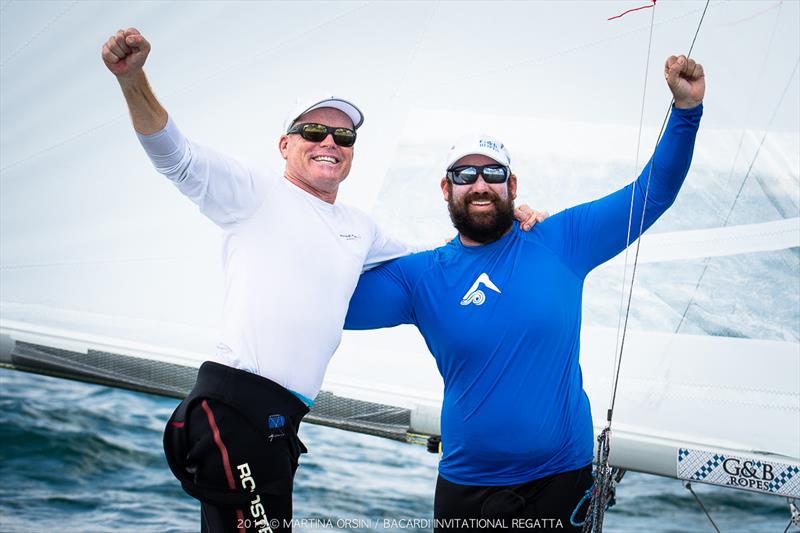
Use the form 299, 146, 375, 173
102, 25, 416, 533
102, 26, 543, 533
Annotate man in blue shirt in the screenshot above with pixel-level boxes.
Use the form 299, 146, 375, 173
345, 55, 705, 530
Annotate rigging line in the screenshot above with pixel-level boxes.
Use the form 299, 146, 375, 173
674, 57, 800, 334
586, 4, 711, 526
684, 482, 722, 533
0, 1, 374, 176
585, 6, 670, 531
786, 499, 800, 531
0, 0, 79, 69
608, 0, 711, 422
610, 0, 657, 403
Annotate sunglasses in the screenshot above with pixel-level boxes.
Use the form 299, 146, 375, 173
286, 122, 357, 147
446, 164, 510, 185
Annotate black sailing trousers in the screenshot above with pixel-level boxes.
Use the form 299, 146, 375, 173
434, 464, 593, 532
164, 361, 309, 533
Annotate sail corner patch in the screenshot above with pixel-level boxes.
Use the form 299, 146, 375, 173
677, 447, 800, 498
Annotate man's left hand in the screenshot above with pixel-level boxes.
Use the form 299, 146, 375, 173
665, 55, 705, 109
515, 204, 549, 231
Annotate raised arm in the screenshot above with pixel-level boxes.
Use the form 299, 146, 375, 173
548, 55, 704, 275
102, 28, 267, 227
102, 28, 166, 134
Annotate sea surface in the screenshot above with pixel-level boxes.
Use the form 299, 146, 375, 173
0, 368, 793, 533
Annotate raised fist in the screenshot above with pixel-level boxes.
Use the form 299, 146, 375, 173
665, 55, 705, 109
102, 28, 150, 78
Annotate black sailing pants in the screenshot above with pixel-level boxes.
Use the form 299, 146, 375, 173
434, 464, 593, 532
164, 361, 309, 533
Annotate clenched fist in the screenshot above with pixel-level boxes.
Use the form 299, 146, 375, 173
102, 27, 150, 78
665, 55, 705, 109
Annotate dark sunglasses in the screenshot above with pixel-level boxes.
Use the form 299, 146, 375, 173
446, 164, 510, 185
286, 122, 357, 147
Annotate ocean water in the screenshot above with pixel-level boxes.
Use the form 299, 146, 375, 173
0, 368, 793, 533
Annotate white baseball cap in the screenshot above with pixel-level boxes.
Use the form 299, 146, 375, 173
445, 134, 512, 170
283, 95, 364, 132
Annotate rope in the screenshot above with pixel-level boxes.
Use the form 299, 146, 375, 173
581, 2, 711, 531
570, 479, 594, 527
608, 1, 656, 21
582, 429, 612, 532
684, 482, 722, 533
785, 498, 800, 532
609, 0, 710, 426
609, 0, 659, 413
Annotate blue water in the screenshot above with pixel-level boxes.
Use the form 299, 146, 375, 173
0, 368, 792, 533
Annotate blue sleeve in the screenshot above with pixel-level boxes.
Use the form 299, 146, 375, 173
543, 104, 702, 276
344, 254, 424, 330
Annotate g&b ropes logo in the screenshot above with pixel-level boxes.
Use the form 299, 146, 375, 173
722, 458, 774, 491
678, 447, 800, 498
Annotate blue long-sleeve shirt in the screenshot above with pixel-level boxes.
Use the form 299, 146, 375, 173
345, 104, 702, 486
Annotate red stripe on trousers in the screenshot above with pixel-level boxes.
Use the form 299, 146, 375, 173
201, 399, 247, 533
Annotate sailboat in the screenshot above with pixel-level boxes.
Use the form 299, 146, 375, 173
1, 0, 798, 527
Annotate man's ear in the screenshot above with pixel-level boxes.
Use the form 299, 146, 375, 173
441, 177, 451, 202
278, 135, 289, 160
509, 173, 518, 200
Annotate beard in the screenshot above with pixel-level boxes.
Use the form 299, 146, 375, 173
446, 181, 516, 244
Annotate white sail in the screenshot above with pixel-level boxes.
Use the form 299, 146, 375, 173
1, 0, 798, 501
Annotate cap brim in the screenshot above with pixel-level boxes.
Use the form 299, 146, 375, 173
287, 97, 364, 131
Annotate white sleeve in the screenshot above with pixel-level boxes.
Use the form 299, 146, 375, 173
362, 222, 418, 272
137, 116, 270, 228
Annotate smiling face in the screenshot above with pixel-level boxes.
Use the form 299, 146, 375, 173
279, 107, 355, 203
441, 154, 518, 246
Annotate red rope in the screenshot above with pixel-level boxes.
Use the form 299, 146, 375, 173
608, 0, 656, 21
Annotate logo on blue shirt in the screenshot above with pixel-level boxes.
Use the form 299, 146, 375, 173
460, 273, 502, 306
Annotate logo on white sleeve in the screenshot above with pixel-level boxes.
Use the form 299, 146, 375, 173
460, 273, 501, 306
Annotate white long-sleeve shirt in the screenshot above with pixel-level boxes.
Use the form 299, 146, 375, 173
138, 117, 411, 400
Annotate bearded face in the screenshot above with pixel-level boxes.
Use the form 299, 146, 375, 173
446, 179, 516, 244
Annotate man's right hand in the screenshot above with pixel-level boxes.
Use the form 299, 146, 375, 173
102, 27, 166, 134
102, 28, 150, 78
